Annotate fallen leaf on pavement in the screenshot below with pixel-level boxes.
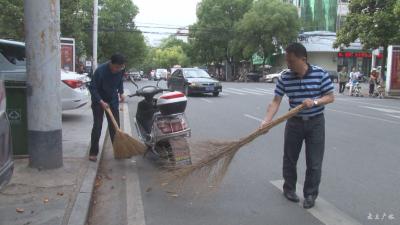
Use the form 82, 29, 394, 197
146, 187, 152, 192
105, 175, 112, 180
16, 208, 24, 213
43, 198, 49, 203
57, 192, 64, 196
170, 194, 179, 198
161, 183, 168, 187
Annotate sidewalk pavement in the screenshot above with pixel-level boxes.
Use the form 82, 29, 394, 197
0, 104, 108, 225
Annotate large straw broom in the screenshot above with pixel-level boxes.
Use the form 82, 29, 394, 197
162, 103, 306, 188
104, 107, 147, 159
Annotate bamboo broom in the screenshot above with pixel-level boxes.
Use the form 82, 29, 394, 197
104, 107, 147, 159
162, 103, 306, 188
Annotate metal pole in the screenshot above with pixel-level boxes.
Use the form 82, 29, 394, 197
24, 0, 63, 169
93, 0, 98, 70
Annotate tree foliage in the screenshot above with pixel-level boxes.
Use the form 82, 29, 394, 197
0, 0, 24, 40
0, 0, 146, 68
334, 0, 400, 49
234, 0, 300, 62
97, 0, 146, 67
189, 0, 253, 65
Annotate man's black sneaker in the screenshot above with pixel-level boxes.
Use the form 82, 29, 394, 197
283, 191, 300, 203
303, 195, 316, 209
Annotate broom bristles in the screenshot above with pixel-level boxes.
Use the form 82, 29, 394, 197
113, 130, 147, 159
161, 104, 306, 190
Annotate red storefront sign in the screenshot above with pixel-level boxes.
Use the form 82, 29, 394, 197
338, 52, 383, 59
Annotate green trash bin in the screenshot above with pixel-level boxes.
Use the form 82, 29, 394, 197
4, 80, 28, 155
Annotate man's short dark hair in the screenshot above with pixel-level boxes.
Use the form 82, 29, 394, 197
285, 43, 307, 59
110, 53, 126, 65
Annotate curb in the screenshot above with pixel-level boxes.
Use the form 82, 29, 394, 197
121, 102, 146, 225
66, 119, 107, 225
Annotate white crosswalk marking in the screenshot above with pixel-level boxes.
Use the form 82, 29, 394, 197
271, 180, 363, 225
254, 88, 275, 94
222, 89, 246, 95
226, 88, 264, 95
242, 88, 273, 95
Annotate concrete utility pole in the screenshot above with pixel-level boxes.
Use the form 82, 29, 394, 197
93, 0, 98, 70
24, 0, 63, 169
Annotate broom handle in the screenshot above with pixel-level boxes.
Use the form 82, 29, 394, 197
259, 103, 306, 134
239, 104, 306, 145
104, 107, 121, 131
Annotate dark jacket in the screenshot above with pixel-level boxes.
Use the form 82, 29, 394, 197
89, 62, 124, 106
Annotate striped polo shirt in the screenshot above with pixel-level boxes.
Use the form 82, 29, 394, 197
274, 64, 334, 117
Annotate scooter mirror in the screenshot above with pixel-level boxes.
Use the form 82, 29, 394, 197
128, 76, 139, 90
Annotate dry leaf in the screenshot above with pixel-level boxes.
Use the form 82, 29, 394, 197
146, 187, 152, 192
57, 192, 64, 196
170, 194, 179, 198
43, 198, 49, 203
105, 175, 112, 180
161, 183, 168, 187
16, 208, 24, 213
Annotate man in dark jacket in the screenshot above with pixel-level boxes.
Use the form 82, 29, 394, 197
88, 54, 125, 161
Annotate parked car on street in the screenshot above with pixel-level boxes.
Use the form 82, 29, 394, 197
155, 68, 168, 81
263, 70, 288, 83
167, 68, 222, 96
0, 80, 13, 190
0, 39, 90, 111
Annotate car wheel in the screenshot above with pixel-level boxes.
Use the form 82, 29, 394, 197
213, 91, 219, 97
272, 77, 278, 83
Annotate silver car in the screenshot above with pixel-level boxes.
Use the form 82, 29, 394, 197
0, 80, 13, 189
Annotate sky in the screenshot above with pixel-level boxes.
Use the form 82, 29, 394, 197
132, 0, 201, 46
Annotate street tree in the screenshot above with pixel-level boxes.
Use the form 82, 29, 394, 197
234, 0, 300, 69
333, 0, 400, 77
97, 0, 146, 68
0, 0, 24, 40
189, 0, 253, 78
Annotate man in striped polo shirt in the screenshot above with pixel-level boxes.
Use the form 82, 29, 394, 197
261, 43, 335, 209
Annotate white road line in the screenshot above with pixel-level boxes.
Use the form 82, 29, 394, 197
123, 103, 146, 225
220, 92, 230, 96
327, 109, 400, 125
223, 89, 246, 95
270, 180, 363, 225
335, 98, 400, 110
226, 88, 264, 95
200, 98, 213, 103
254, 88, 275, 94
242, 88, 273, 95
360, 106, 400, 114
386, 114, 400, 119
244, 114, 264, 122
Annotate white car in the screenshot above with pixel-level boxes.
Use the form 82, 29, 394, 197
264, 70, 288, 83
60, 70, 90, 110
0, 39, 89, 111
155, 68, 168, 81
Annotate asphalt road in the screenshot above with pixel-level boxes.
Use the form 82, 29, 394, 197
123, 80, 400, 225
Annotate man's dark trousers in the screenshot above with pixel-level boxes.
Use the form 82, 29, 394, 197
282, 114, 325, 197
339, 82, 346, 93
90, 103, 120, 156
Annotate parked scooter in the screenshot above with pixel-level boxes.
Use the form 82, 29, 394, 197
128, 78, 192, 166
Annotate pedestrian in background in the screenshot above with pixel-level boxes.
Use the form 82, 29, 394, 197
369, 68, 379, 96
261, 43, 335, 209
338, 66, 348, 94
349, 67, 359, 96
88, 53, 126, 162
